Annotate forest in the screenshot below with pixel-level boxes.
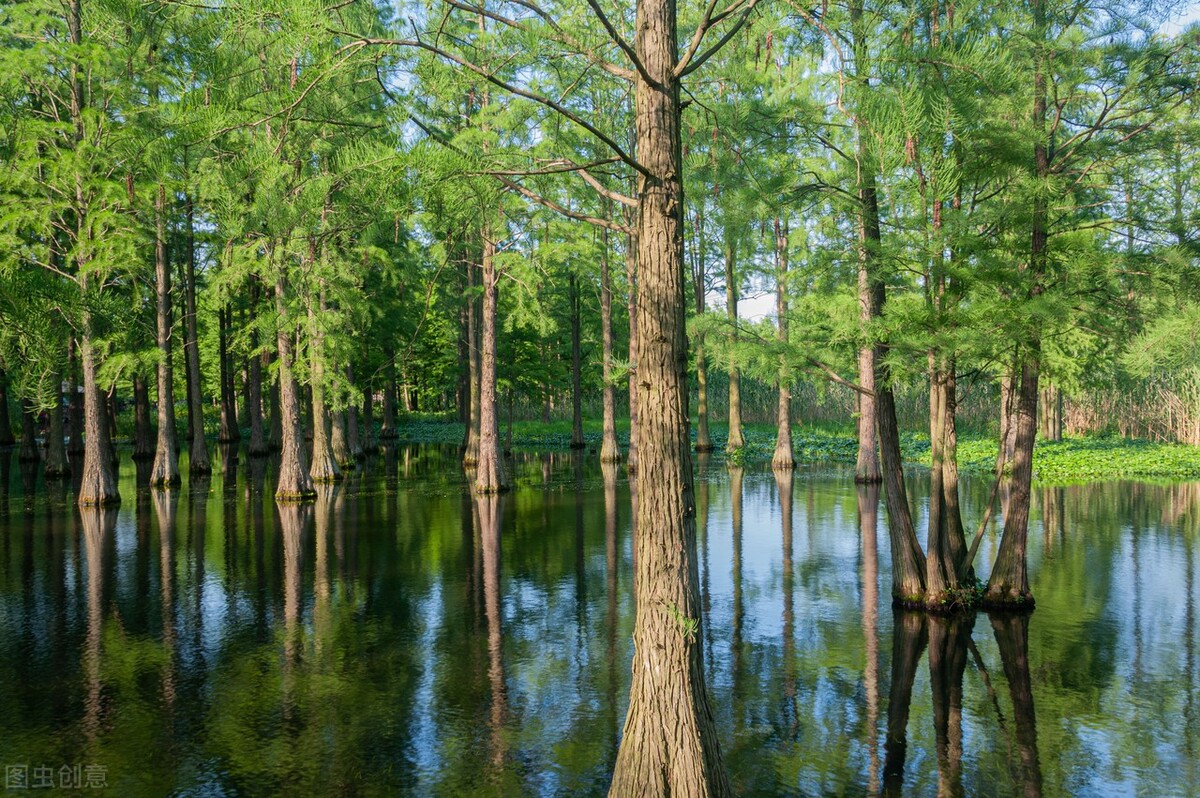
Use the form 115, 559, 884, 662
0, 0, 1198, 794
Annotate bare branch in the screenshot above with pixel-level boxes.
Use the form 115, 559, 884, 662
676, 0, 760, 79
497, 176, 633, 232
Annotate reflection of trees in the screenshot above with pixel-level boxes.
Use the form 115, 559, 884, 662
81, 506, 117, 743
476, 492, 507, 771
858, 483, 881, 795
928, 613, 974, 798
778, 469, 797, 735
883, 610, 927, 797
602, 461, 620, 754
152, 489, 179, 709
991, 612, 1043, 798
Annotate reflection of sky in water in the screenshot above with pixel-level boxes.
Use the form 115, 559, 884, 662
0, 447, 1197, 796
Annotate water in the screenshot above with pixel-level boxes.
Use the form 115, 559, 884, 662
0, 445, 1197, 796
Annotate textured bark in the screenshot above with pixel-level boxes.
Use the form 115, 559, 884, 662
331, 410, 354, 468
77, 331, 119, 506
991, 613, 1044, 798
608, 8, 729, 791
723, 236, 744, 453
772, 217, 794, 470
851, 0, 881, 484
569, 270, 585, 450
475, 221, 509, 493
942, 365, 968, 577
985, 354, 1038, 607
133, 374, 154, 460
150, 186, 181, 488
308, 295, 341, 484
0, 367, 14, 446
182, 194, 211, 473
19, 399, 39, 463
463, 252, 481, 465
987, 6, 1048, 606
882, 610, 927, 797
274, 270, 315, 502
44, 380, 70, 478
68, 340, 85, 456
926, 360, 956, 607
600, 220, 621, 463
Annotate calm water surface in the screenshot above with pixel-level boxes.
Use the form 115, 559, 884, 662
0, 445, 1197, 796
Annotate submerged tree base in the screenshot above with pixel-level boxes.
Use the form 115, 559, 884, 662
924, 579, 985, 614
981, 588, 1036, 611
275, 489, 318, 503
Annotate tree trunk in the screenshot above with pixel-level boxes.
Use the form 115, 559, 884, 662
942, 364, 968, 579
150, 186, 181, 488
345, 365, 364, 460
772, 217, 794, 470
274, 268, 315, 502
607, 12, 729, 791
362, 385, 377, 452
600, 219, 621, 462
67, 340, 85, 456
475, 220, 509, 494
19, 399, 39, 463
926, 359, 956, 607
308, 296, 341, 484
381, 357, 398, 440
724, 236, 744, 453
77, 329, 119, 506
218, 304, 240, 443
182, 193, 211, 473
463, 252, 482, 465
692, 210, 712, 454
569, 270, 585, 450
851, 0, 881, 486
132, 374, 154, 460
247, 300, 268, 456
45, 379, 70, 478
0, 367, 14, 446
987, 3, 1048, 607
268, 351, 283, 452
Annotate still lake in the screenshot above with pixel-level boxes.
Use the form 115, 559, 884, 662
0, 444, 1196, 796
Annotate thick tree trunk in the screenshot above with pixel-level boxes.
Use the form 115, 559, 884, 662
45, 380, 70, 478
308, 298, 341, 484
569, 270, 585, 450
0, 367, 14, 446
150, 186, 181, 488
882, 610, 927, 797
77, 329, 119, 506
183, 194, 211, 473
942, 365, 968, 577
274, 269, 315, 502
772, 217, 794, 470
475, 222, 509, 494
985, 354, 1038, 607
926, 359, 957, 607
463, 252, 482, 465
361, 386, 376, 453
133, 374, 154, 460
724, 237, 744, 453
851, 0, 881, 485
600, 221, 621, 463
608, 13, 729, 792
331, 411, 353, 468
19, 399, 39, 463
